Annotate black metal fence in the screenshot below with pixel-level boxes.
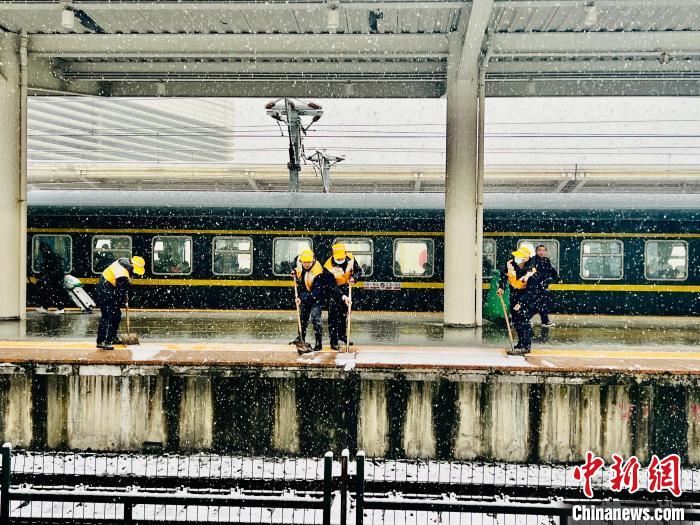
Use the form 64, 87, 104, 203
2, 444, 700, 524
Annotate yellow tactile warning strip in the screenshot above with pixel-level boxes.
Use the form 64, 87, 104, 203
28, 227, 700, 239
26, 275, 700, 293
1, 340, 699, 375
529, 349, 700, 360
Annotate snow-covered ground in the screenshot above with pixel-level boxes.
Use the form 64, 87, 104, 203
7, 452, 699, 523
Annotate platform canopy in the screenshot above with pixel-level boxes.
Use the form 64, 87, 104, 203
1, 0, 699, 98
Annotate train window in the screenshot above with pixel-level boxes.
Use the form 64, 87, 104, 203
152, 236, 193, 275
332, 238, 373, 277
273, 237, 313, 276
91, 236, 132, 274
32, 235, 72, 274
645, 240, 688, 281
518, 239, 560, 273
580, 240, 623, 280
393, 239, 434, 278
213, 237, 253, 276
483, 239, 497, 279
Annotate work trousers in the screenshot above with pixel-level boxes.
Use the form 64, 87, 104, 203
95, 285, 122, 344
510, 296, 534, 350
532, 289, 551, 325
300, 300, 323, 342
328, 296, 349, 345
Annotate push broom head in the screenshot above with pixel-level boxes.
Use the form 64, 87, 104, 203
122, 333, 140, 345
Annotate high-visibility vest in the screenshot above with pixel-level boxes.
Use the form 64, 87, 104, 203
294, 260, 323, 291
102, 260, 131, 287
507, 260, 535, 290
324, 254, 355, 285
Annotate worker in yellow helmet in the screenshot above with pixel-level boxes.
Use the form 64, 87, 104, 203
324, 243, 360, 350
497, 244, 537, 355
291, 249, 327, 352
95, 256, 145, 350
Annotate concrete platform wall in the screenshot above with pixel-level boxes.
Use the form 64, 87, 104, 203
0, 365, 696, 464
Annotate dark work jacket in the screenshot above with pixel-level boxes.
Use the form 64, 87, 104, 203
96, 258, 134, 306
498, 258, 537, 307
294, 259, 336, 306
532, 256, 559, 291
325, 256, 363, 296
39, 250, 65, 285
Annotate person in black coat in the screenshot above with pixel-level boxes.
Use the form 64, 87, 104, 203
323, 243, 361, 350
497, 245, 538, 354
35, 242, 67, 314
531, 245, 561, 327
291, 249, 339, 352
95, 256, 145, 350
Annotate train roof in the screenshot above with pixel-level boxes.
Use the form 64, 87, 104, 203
27, 190, 699, 211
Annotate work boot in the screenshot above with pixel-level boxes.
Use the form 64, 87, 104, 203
97, 343, 114, 351
330, 343, 341, 351
314, 336, 323, 352
109, 338, 126, 346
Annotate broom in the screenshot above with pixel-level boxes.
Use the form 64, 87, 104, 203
122, 292, 140, 345
345, 282, 352, 353
498, 293, 516, 355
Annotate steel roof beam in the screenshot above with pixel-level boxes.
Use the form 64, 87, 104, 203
28, 33, 449, 59
105, 80, 445, 98
456, 0, 492, 79
491, 31, 700, 56
486, 77, 700, 97
489, 59, 700, 75
493, 0, 700, 6
0, 1, 467, 11
63, 61, 447, 75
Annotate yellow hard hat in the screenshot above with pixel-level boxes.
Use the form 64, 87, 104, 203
332, 243, 346, 259
511, 245, 533, 258
131, 256, 146, 275
299, 249, 315, 263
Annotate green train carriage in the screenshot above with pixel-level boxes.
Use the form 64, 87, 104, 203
26, 191, 700, 316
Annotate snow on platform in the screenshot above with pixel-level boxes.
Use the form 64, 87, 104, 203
0, 339, 699, 375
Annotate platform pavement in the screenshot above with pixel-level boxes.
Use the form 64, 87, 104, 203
0, 339, 699, 375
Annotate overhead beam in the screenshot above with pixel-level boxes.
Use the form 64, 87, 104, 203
486, 77, 700, 97
490, 32, 700, 56
63, 61, 447, 76
106, 80, 445, 98
488, 59, 700, 75
456, 0, 493, 80
28, 33, 449, 59
0, 1, 466, 11
27, 55, 103, 96
493, 0, 700, 6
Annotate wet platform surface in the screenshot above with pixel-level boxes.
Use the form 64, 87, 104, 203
0, 310, 699, 374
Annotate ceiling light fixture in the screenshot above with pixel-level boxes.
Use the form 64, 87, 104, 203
584, 2, 598, 27
327, 2, 340, 34
61, 7, 75, 31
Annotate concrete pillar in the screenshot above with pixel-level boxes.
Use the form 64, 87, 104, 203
0, 33, 27, 320
444, 36, 481, 326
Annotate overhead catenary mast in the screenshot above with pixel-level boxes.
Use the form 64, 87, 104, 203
307, 150, 345, 193
265, 98, 323, 192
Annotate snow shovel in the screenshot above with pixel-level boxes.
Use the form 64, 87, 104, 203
290, 275, 313, 354
345, 282, 353, 353
498, 293, 516, 355
122, 293, 140, 345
